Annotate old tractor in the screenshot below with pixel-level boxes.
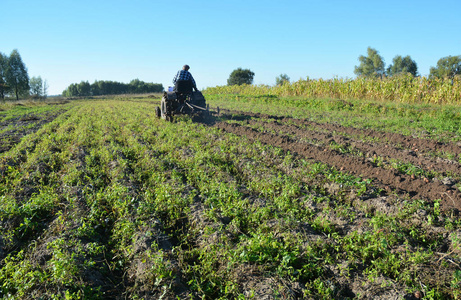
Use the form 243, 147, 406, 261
156, 80, 209, 121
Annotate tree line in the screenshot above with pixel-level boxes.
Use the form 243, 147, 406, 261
62, 79, 164, 97
226, 49, 461, 87
354, 47, 461, 80
0, 49, 48, 101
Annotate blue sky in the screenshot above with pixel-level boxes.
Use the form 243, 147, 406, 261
2, 0, 460, 95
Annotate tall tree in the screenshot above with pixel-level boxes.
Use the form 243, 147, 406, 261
276, 74, 290, 86
29, 76, 43, 98
0, 52, 7, 101
63, 83, 78, 97
227, 68, 255, 86
386, 55, 418, 77
43, 79, 48, 99
5, 49, 29, 100
130, 78, 146, 93
354, 47, 385, 78
429, 55, 461, 79
77, 81, 91, 96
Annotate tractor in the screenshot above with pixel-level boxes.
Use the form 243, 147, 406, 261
156, 80, 209, 121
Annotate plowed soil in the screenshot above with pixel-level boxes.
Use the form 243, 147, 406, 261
0, 110, 66, 153
2, 100, 460, 299
208, 109, 461, 213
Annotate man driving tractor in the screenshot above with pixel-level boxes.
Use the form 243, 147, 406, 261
157, 64, 207, 121
173, 64, 198, 92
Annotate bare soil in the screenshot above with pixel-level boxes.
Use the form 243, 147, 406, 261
0, 110, 66, 153
208, 109, 461, 213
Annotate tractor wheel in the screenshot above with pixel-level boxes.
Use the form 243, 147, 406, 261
160, 98, 168, 120
155, 106, 161, 118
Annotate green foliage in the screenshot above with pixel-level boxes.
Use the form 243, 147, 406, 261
62, 79, 164, 97
1, 97, 460, 298
29, 76, 47, 99
429, 55, 461, 79
227, 68, 255, 86
387, 55, 418, 77
0, 52, 7, 101
275, 73, 290, 86
354, 47, 385, 78
77, 80, 91, 96
5, 49, 29, 100
0, 250, 45, 298
128, 78, 163, 94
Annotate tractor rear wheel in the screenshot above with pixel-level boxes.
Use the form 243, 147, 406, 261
160, 98, 168, 120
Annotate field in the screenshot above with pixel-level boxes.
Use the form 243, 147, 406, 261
1, 93, 461, 299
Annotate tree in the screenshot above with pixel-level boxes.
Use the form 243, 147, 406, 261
227, 68, 255, 86
29, 76, 48, 99
429, 55, 461, 79
354, 47, 385, 78
276, 74, 290, 86
5, 49, 29, 100
130, 78, 147, 93
386, 55, 418, 77
64, 79, 163, 97
43, 79, 48, 99
63, 83, 78, 97
30, 76, 43, 98
0, 52, 7, 101
77, 81, 91, 96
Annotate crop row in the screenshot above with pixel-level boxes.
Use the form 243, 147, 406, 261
0, 99, 460, 299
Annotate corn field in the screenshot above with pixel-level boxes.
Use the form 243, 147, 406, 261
205, 74, 461, 104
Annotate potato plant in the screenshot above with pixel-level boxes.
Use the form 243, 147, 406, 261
0, 96, 460, 299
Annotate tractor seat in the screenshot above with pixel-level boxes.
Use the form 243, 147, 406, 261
174, 80, 193, 94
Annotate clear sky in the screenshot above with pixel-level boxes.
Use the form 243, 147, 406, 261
2, 0, 460, 95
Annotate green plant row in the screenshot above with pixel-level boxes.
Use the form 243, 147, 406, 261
0, 100, 460, 299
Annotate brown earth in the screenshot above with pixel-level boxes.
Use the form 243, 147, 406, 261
207, 109, 461, 213
232, 111, 461, 156
0, 111, 67, 154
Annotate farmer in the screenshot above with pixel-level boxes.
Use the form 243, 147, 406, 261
173, 65, 198, 92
